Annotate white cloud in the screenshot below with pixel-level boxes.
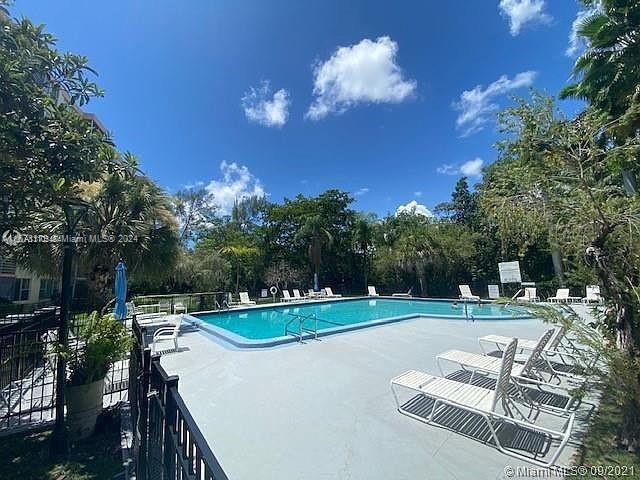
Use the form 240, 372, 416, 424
436, 158, 485, 178
437, 164, 458, 175
205, 161, 265, 215
499, 0, 552, 36
453, 71, 537, 136
414, 191, 423, 197
354, 187, 370, 196
396, 200, 433, 217
306, 36, 416, 120
242, 81, 290, 127
566, 5, 600, 57
460, 158, 484, 177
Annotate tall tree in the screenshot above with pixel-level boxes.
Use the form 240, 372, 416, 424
295, 215, 333, 290
560, 0, 640, 135
173, 187, 216, 246
352, 214, 375, 292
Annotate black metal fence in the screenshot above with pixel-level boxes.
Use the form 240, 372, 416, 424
130, 318, 228, 480
0, 309, 130, 431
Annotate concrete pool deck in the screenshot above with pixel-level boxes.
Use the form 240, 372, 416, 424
159, 307, 598, 480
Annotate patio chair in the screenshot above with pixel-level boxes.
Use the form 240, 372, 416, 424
367, 286, 379, 296
458, 284, 480, 301
281, 290, 294, 302
173, 297, 188, 314
478, 326, 596, 378
151, 316, 182, 353
392, 287, 413, 297
292, 289, 304, 301
239, 291, 256, 305
548, 289, 580, 304
128, 301, 168, 321
517, 288, 540, 303
323, 287, 341, 298
391, 339, 575, 467
438, 329, 580, 413
582, 285, 603, 304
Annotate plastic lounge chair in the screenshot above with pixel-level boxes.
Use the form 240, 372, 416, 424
582, 285, 603, 304
459, 284, 480, 301
281, 290, 294, 302
548, 289, 581, 303
392, 288, 413, 297
478, 326, 594, 379
152, 316, 182, 353
517, 288, 540, 303
173, 297, 188, 314
239, 291, 256, 305
323, 287, 341, 298
292, 289, 304, 301
367, 286, 379, 296
438, 329, 579, 413
391, 339, 575, 467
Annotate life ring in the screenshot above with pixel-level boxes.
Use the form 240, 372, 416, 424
269, 286, 278, 295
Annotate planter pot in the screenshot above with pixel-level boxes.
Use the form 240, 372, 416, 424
66, 378, 105, 439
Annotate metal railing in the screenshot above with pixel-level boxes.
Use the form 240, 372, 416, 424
131, 318, 229, 480
132, 292, 228, 314
0, 309, 130, 432
284, 312, 319, 342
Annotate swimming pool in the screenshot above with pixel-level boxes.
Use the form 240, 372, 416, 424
189, 297, 531, 348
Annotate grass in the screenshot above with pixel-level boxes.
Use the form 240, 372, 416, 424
0, 407, 123, 480
577, 387, 640, 479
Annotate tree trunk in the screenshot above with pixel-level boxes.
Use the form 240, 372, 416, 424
551, 247, 564, 285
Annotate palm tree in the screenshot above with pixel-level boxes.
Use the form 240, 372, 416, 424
295, 215, 333, 290
393, 227, 434, 296
353, 216, 374, 292
219, 244, 259, 294
560, 1, 640, 132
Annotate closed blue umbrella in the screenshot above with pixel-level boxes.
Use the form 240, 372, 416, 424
114, 261, 127, 320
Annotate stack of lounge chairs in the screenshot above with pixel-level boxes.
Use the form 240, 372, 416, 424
390, 324, 596, 466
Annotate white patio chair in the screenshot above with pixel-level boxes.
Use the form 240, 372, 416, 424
292, 289, 304, 301
458, 284, 480, 301
391, 339, 575, 467
239, 291, 256, 305
367, 286, 379, 296
281, 290, 294, 302
323, 287, 341, 298
582, 285, 603, 304
517, 287, 540, 302
151, 316, 182, 353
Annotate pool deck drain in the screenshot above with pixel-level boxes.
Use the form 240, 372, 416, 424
160, 306, 598, 480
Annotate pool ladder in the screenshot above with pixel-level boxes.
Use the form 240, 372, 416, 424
284, 313, 319, 343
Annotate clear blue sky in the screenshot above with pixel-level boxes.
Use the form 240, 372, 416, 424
16, 0, 584, 217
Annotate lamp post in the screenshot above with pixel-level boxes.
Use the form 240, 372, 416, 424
50, 199, 90, 457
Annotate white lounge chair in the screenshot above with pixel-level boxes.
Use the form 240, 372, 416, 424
392, 288, 412, 297
517, 287, 540, 302
479, 326, 596, 378
151, 316, 182, 353
281, 290, 294, 302
323, 287, 341, 298
459, 284, 480, 301
292, 289, 304, 301
582, 285, 603, 304
548, 289, 580, 303
367, 286, 379, 296
239, 291, 256, 305
391, 339, 575, 467
173, 297, 188, 314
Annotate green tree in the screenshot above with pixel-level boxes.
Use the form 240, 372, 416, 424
219, 244, 260, 294
352, 214, 375, 292
0, 7, 110, 238
173, 187, 216, 246
295, 215, 334, 290
435, 177, 479, 227
560, 0, 640, 135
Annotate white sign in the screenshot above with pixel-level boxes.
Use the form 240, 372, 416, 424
488, 284, 500, 299
498, 261, 522, 284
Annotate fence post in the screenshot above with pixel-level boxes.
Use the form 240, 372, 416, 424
138, 347, 151, 480
162, 374, 179, 479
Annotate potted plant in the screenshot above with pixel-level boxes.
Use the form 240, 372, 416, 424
65, 312, 131, 439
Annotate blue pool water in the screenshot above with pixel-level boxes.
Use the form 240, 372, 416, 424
192, 298, 529, 343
